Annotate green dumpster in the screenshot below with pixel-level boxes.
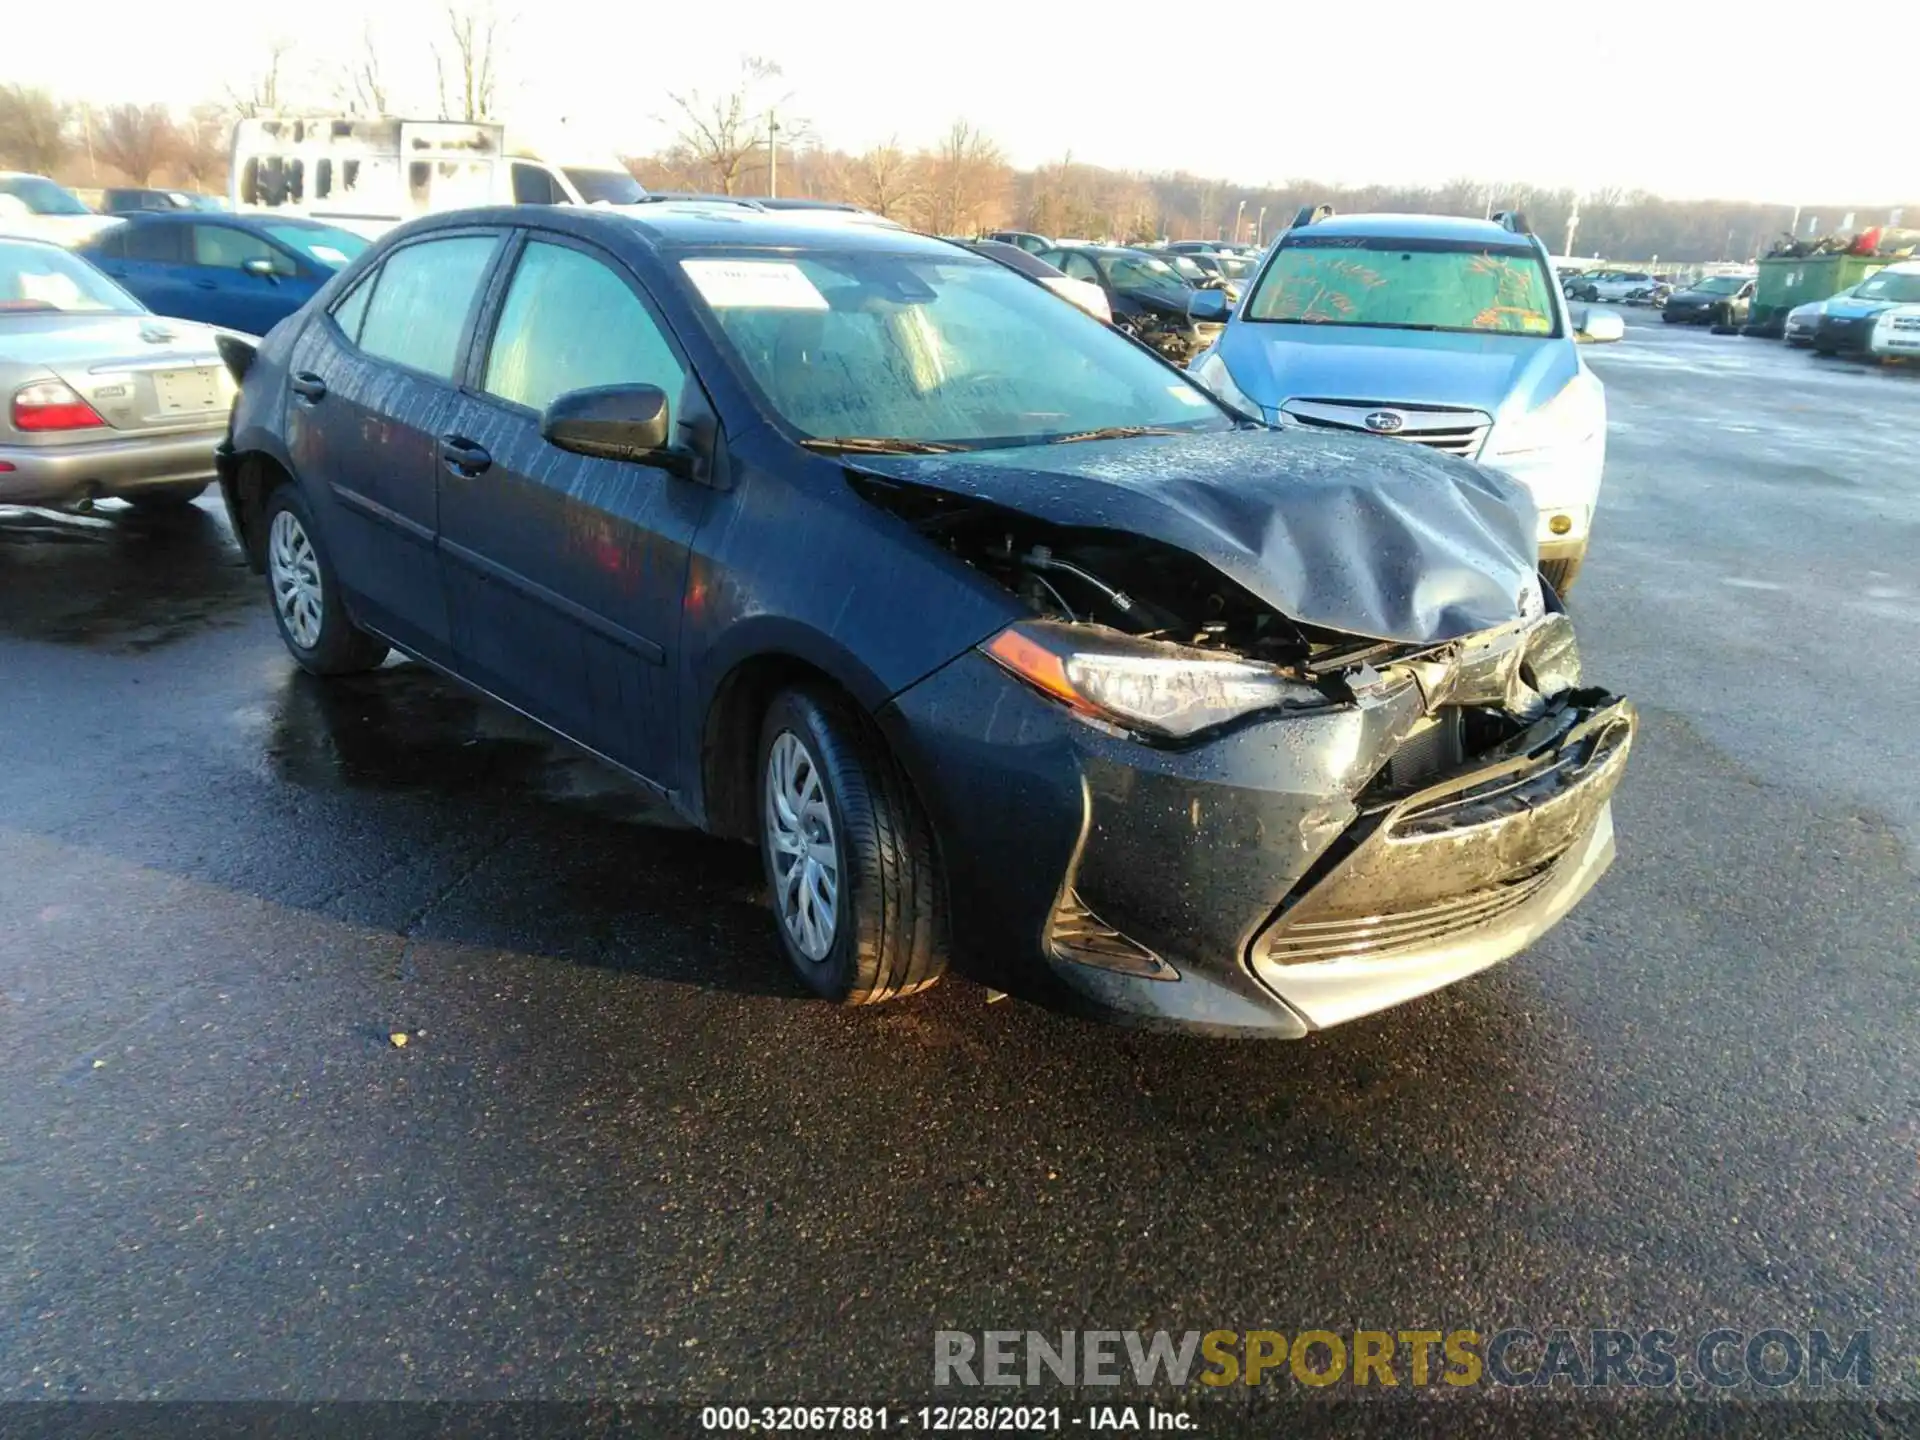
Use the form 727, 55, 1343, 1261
1748, 253, 1890, 336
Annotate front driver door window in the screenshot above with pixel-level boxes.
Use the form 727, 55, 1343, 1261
439, 235, 706, 779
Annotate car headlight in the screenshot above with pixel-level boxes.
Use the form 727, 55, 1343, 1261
1486, 371, 1604, 460
1187, 350, 1263, 421
984, 621, 1331, 740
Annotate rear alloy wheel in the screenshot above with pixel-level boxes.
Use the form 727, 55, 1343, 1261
126, 482, 208, 513
758, 686, 946, 1004
262, 485, 389, 676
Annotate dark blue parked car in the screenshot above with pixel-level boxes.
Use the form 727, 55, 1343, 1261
80, 213, 369, 337
213, 204, 1631, 1037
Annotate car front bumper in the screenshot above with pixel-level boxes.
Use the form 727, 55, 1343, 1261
1871, 320, 1920, 358
882, 646, 1634, 1037
0, 427, 223, 508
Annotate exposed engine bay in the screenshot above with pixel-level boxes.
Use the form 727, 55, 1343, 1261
854, 471, 1578, 783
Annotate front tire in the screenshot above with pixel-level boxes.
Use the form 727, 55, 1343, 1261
758, 686, 946, 1004
262, 485, 389, 676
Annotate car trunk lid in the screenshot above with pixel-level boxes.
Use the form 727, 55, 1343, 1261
5, 313, 232, 435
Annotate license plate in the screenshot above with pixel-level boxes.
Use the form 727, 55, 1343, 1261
152, 367, 221, 415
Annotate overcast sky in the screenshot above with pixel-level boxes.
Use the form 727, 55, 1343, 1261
8, 0, 1914, 206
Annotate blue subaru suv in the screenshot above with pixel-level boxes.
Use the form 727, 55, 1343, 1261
1187, 209, 1623, 593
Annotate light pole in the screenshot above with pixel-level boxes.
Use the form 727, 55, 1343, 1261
1234, 199, 1246, 244
1255, 205, 1268, 245
767, 111, 780, 198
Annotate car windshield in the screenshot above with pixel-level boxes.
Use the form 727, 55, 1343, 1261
682, 250, 1232, 449
564, 168, 646, 205
1246, 235, 1560, 336
0, 175, 90, 216
1691, 276, 1746, 295
1164, 255, 1209, 281
0, 239, 141, 314
1103, 253, 1191, 303
1215, 255, 1252, 279
1855, 271, 1920, 303
264, 222, 369, 269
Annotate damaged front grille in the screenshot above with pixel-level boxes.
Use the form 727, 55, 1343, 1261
1281, 400, 1492, 458
1257, 864, 1560, 964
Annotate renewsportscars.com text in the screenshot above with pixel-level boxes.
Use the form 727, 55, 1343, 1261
933, 1328, 1873, 1391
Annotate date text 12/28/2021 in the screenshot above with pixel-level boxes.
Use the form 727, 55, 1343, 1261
700, 1407, 1193, 1431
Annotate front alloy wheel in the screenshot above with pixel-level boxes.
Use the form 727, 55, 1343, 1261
755, 686, 947, 1004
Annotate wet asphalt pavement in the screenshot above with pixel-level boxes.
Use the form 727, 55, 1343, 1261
1, 310, 1916, 1430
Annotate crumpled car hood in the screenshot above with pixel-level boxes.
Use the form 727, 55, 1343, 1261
852, 428, 1540, 644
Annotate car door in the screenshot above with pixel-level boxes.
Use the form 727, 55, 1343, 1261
282, 229, 504, 662
436, 231, 711, 783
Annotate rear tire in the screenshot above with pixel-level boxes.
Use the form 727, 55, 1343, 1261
126, 482, 208, 512
757, 685, 946, 1004
261, 484, 389, 676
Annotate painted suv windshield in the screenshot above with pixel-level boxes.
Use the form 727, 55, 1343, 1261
684, 250, 1231, 449
1246, 235, 1560, 336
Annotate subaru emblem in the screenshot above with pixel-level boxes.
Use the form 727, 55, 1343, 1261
1363, 410, 1404, 434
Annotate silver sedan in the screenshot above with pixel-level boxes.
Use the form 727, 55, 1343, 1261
0, 236, 233, 514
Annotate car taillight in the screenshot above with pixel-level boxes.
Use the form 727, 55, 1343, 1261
12, 379, 107, 432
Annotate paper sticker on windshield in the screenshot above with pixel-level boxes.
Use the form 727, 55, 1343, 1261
1168, 385, 1210, 406
680, 260, 827, 310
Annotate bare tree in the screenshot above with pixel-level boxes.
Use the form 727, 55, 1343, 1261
434, 2, 507, 122
0, 85, 73, 174
917, 119, 1008, 235
93, 104, 179, 186
846, 140, 918, 219
337, 23, 390, 116
226, 39, 294, 118
664, 56, 791, 195
176, 105, 230, 190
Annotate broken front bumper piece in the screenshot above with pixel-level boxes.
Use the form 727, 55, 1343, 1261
881, 646, 1634, 1038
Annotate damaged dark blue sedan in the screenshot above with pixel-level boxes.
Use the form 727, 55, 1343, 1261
216, 204, 1634, 1037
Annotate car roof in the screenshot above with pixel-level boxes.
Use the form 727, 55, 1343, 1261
112, 211, 336, 230
401, 202, 963, 257
1290, 212, 1536, 245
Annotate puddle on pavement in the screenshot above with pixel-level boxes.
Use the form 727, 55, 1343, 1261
0, 502, 256, 653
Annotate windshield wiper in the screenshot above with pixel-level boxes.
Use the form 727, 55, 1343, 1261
1045, 425, 1182, 445
799, 436, 970, 455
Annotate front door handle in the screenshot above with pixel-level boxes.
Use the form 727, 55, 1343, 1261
437, 434, 492, 476
289, 372, 327, 402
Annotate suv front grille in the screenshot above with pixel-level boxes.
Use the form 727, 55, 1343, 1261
1282, 399, 1492, 459
1255, 865, 1559, 964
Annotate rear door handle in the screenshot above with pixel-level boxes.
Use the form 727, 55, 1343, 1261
192, 279, 218, 290
437, 434, 491, 476
290, 372, 327, 402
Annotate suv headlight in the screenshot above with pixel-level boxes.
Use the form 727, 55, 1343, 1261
1188, 350, 1264, 421
1486, 371, 1603, 460
984, 621, 1330, 740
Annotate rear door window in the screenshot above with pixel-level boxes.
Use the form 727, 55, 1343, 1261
353, 235, 499, 381
481, 238, 685, 412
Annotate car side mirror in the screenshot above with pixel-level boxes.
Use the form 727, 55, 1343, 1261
1576, 307, 1625, 343
242, 257, 280, 282
1187, 288, 1231, 323
542, 383, 687, 473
